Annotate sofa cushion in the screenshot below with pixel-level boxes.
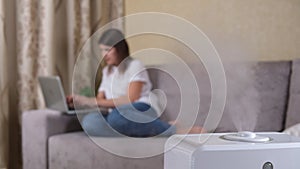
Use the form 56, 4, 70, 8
148, 61, 291, 132
285, 59, 300, 128
147, 64, 211, 129
204, 61, 291, 132
49, 132, 166, 169
252, 61, 291, 131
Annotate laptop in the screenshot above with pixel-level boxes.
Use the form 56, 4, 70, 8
38, 76, 103, 114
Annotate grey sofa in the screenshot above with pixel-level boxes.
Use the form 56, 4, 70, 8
22, 59, 300, 169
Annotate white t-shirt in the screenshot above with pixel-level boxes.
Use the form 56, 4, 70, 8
98, 58, 162, 114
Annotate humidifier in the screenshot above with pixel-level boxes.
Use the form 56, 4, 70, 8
164, 132, 300, 169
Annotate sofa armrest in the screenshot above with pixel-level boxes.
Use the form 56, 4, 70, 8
22, 109, 82, 169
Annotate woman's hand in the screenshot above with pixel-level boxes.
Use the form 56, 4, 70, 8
66, 95, 75, 109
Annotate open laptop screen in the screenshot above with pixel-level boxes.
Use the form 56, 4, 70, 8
38, 76, 70, 112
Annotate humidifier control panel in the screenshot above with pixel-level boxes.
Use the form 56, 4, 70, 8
221, 131, 271, 143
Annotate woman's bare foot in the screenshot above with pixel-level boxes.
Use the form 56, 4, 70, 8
168, 120, 177, 126
176, 126, 206, 134
169, 120, 206, 134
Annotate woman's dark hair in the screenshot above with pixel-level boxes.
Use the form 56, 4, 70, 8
98, 29, 129, 60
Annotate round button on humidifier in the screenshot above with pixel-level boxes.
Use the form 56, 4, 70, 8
221, 131, 271, 143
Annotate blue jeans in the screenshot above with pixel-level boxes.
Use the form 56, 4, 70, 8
81, 102, 176, 137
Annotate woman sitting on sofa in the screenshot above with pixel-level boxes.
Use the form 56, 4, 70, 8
67, 28, 204, 137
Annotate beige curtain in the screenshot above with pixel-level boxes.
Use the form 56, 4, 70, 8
16, 0, 55, 112
17, 0, 124, 113
1, 0, 124, 168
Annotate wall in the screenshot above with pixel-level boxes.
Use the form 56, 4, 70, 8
124, 0, 300, 62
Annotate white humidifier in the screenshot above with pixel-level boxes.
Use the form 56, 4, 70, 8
164, 132, 300, 169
